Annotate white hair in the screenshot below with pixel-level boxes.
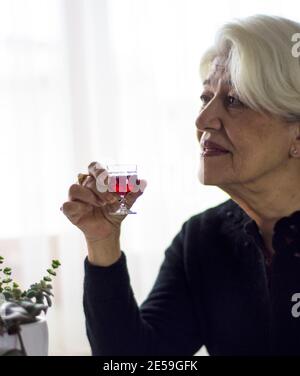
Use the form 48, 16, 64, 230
199, 14, 300, 122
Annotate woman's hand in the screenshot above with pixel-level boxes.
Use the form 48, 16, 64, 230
61, 162, 147, 265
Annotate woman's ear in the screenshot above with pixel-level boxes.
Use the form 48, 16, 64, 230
288, 123, 300, 157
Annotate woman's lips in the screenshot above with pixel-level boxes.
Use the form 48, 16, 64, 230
203, 140, 229, 152
201, 148, 230, 157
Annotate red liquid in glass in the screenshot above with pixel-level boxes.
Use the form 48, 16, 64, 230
109, 174, 138, 194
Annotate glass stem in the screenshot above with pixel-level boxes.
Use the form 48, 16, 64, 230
119, 194, 126, 210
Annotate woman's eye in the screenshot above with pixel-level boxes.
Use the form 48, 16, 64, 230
227, 96, 244, 107
200, 94, 211, 106
199, 94, 245, 110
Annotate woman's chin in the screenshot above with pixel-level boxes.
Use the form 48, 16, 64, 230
198, 177, 220, 186
197, 169, 228, 186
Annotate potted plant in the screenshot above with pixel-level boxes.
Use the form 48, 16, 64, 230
0, 255, 61, 356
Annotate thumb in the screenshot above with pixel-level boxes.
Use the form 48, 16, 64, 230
125, 179, 147, 208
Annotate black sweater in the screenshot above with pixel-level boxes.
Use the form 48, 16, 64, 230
83, 199, 300, 355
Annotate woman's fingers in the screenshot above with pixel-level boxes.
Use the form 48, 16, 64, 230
87, 161, 111, 197
124, 179, 147, 208
88, 161, 107, 182
84, 169, 119, 204
68, 183, 105, 207
77, 173, 90, 186
62, 201, 93, 225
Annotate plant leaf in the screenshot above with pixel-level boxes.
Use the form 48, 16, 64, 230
26, 290, 36, 299
47, 269, 56, 276
3, 278, 12, 284
44, 294, 52, 307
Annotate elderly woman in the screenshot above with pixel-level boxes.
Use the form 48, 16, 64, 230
62, 14, 300, 355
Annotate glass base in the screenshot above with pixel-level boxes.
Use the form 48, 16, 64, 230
109, 207, 137, 215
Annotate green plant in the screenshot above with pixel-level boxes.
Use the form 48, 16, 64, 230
0, 256, 60, 306
0, 255, 61, 346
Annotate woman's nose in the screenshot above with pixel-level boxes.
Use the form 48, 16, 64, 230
195, 98, 223, 131
195, 116, 222, 131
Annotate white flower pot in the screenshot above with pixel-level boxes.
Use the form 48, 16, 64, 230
0, 315, 48, 356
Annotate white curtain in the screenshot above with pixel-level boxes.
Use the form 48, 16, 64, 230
0, 0, 299, 355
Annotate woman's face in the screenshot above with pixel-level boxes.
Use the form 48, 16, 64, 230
195, 57, 297, 190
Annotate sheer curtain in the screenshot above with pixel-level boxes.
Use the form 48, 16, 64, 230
0, 0, 299, 355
